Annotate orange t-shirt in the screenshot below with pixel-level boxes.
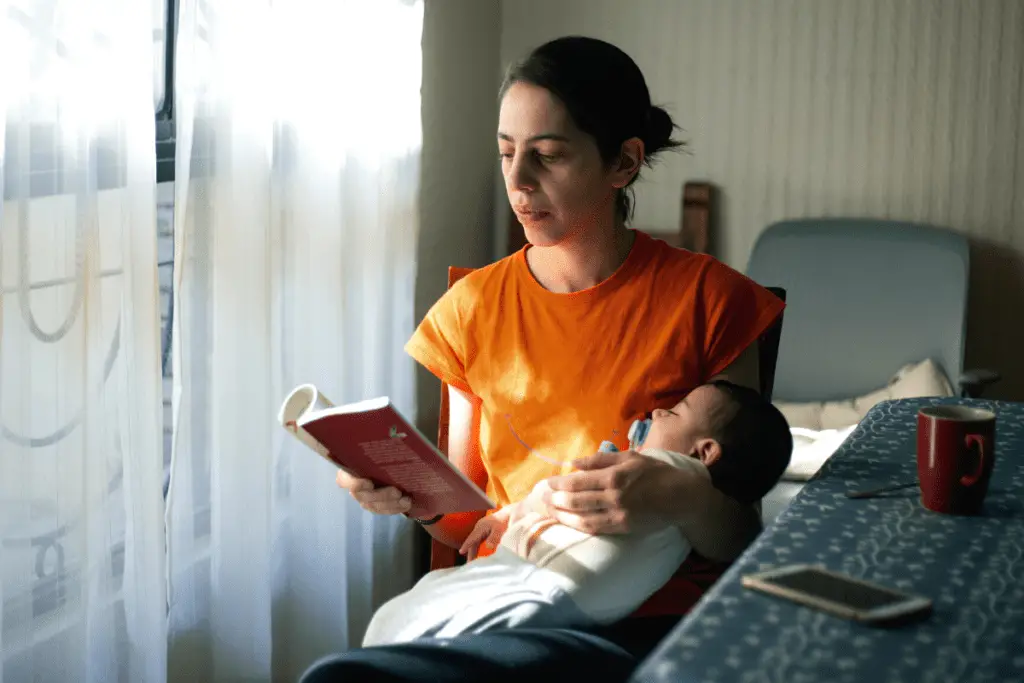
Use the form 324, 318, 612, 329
405, 230, 785, 616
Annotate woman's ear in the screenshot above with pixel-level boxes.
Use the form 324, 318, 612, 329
611, 137, 645, 188
693, 438, 723, 467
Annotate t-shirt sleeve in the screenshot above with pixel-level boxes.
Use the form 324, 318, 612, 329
404, 281, 475, 395
699, 258, 786, 381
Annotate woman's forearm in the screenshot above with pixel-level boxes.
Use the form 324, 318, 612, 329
681, 488, 762, 561
664, 466, 762, 562
417, 509, 487, 549
425, 385, 490, 549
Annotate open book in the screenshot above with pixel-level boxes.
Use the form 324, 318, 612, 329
278, 384, 494, 518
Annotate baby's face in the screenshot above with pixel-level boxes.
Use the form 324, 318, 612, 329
642, 384, 728, 456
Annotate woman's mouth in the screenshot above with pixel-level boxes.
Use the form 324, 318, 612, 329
515, 209, 551, 222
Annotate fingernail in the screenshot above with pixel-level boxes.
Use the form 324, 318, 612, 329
399, 497, 411, 508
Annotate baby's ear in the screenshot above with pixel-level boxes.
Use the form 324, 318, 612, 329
693, 438, 722, 466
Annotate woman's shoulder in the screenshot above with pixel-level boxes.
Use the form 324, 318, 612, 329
637, 232, 727, 281
634, 232, 768, 303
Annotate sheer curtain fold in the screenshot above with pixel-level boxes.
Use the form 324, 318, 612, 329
168, 1, 422, 680
0, 1, 166, 682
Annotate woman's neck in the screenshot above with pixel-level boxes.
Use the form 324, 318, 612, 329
526, 219, 636, 293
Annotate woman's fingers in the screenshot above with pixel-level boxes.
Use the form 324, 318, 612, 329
335, 467, 361, 490
546, 468, 613, 494
336, 469, 411, 515
353, 486, 412, 515
549, 507, 629, 535
547, 489, 616, 513
570, 449, 629, 471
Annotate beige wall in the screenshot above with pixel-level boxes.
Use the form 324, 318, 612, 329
499, 0, 1024, 399
415, 0, 502, 431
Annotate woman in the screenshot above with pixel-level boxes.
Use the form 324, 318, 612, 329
302, 36, 784, 682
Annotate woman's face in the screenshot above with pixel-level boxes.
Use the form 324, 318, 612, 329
497, 82, 630, 246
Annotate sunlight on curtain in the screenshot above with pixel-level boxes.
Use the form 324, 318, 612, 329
0, 1, 166, 682
168, 1, 422, 680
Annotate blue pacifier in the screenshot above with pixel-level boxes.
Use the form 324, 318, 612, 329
627, 418, 651, 450
599, 418, 651, 453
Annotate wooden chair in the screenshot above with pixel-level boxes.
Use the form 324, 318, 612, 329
429, 266, 477, 571
680, 181, 714, 254
427, 266, 787, 571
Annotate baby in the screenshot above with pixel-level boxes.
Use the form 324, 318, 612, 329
362, 380, 793, 646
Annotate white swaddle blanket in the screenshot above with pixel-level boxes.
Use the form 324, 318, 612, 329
362, 449, 704, 646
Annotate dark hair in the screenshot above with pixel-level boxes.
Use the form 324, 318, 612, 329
702, 380, 793, 505
499, 36, 685, 222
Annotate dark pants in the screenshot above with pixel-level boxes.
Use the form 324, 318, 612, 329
298, 615, 679, 683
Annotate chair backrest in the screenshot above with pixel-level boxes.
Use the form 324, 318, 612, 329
680, 181, 714, 253
759, 287, 787, 404
745, 219, 969, 403
429, 267, 475, 571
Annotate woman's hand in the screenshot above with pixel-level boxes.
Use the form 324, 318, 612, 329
335, 467, 412, 516
459, 508, 511, 560
542, 450, 688, 535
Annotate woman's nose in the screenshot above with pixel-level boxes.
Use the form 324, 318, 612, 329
506, 154, 537, 193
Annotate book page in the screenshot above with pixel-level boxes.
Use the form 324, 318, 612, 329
278, 384, 337, 463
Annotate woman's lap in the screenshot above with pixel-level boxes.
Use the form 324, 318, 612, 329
299, 616, 679, 683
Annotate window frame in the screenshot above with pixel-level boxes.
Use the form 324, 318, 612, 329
156, 0, 177, 184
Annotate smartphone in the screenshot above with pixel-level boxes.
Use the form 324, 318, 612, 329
741, 564, 932, 625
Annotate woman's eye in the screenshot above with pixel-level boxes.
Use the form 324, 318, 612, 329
534, 151, 559, 163
498, 152, 513, 160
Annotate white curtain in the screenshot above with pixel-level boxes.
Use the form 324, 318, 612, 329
167, 1, 422, 680
0, 1, 167, 682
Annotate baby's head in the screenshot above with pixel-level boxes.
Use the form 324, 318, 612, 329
643, 381, 792, 504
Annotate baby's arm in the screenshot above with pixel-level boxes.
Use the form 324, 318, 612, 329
458, 503, 518, 560
460, 480, 563, 560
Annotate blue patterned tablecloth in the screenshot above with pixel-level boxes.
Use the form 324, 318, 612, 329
633, 398, 1024, 683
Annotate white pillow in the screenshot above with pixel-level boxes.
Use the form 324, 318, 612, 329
774, 358, 955, 431
784, 424, 859, 481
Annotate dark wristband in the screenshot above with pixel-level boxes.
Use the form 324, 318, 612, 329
410, 513, 444, 526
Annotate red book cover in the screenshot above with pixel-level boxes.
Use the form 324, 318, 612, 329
278, 385, 493, 518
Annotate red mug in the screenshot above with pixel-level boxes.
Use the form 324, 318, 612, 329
916, 406, 996, 515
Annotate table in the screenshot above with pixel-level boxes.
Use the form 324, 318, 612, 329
632, 397, 1024, 683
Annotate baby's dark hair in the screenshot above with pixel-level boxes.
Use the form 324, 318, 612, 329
499, 36, 685, 222
702, 380, 793, 505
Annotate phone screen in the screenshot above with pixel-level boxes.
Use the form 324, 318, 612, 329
762, 568, 908, 611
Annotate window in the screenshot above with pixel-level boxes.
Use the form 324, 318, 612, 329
2, 0, 178, 196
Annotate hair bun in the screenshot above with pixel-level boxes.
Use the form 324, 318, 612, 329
645, 105, 677, 154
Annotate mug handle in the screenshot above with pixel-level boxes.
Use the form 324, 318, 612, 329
961, 434, 987, 486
